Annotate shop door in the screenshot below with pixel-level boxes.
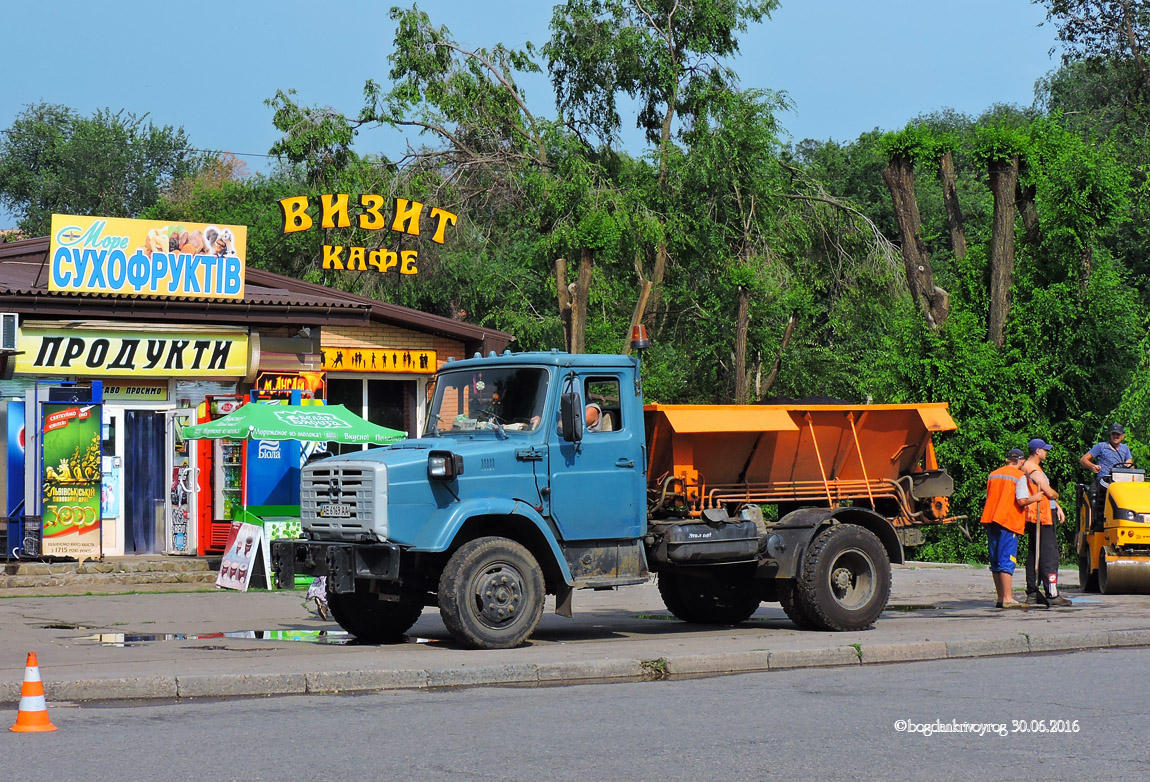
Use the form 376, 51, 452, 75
100, 408, 126, 557
124, 410, 165, 554
164, 408, 199, 555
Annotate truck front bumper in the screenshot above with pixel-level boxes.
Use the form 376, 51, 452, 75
271, 539, 402, 594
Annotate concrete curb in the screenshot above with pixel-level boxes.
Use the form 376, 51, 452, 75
10, 633, 1146, 705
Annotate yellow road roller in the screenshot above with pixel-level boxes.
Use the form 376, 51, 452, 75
1076, 467, 1150, 593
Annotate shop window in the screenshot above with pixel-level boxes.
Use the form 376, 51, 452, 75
326, 378, 413, 454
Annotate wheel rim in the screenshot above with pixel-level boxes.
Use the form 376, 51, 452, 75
825, 547, 875, 610
470, 560, 525, 629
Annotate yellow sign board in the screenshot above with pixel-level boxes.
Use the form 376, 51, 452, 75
49, 214, 247, 300
18, 330, 249, 378
322, 347, 436, 374
277, 195, 460, 278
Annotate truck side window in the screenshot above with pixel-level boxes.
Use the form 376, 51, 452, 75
585, 378, 621, 433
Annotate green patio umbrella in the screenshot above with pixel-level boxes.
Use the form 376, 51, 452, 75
182, 403, 407, 445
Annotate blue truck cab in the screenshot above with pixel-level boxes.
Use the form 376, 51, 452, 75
272, 350, 652, 649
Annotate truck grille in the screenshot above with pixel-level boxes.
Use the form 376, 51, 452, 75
301, 463, 388, 541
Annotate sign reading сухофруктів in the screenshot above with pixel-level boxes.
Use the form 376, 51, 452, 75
49, 215, 247, 299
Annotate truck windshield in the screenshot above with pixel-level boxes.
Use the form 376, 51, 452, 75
425, 367, 549, 435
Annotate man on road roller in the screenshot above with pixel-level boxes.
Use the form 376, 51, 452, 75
1076, 425, 1150, 594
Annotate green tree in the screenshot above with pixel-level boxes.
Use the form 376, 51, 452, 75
1035, 0, 1150, 96
677, 87, 787, 400
0, 102, 209, 236
879, 124, 951, 328
545, 0, 779, 329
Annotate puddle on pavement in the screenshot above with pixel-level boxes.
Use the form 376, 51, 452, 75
74, 630, 440, 647
37, 623, 89, 630
884, 604, 939, 612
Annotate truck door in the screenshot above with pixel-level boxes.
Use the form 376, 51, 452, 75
548, 375, 644, 540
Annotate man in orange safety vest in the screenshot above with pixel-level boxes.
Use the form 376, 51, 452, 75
979, 448, 1035, 609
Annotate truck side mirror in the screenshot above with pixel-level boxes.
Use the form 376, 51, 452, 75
560, 392, 583, 443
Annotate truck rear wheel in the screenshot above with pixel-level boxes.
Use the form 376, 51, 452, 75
797, 524, 891, 631
438, 537, 545, 649
777, 579, 816, 630
327, 583, 424, 643
657, 572, 761, 625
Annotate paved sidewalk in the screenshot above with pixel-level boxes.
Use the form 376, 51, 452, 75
2, 563, 1147, 704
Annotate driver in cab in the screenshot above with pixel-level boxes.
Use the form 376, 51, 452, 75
1080, 423, 1134, 530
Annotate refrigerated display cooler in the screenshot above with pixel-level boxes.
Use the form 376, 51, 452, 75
196, 395, 247, 554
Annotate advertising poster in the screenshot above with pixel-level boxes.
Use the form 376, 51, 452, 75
41, 402, 102, 560
322, 346, 435, 374
216, 521, 263, 591
6, 400, 25, 518
49, 214, 247, 300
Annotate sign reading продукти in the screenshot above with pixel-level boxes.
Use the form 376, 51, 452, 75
49, 215, 247, 300
18, 329, 249, 377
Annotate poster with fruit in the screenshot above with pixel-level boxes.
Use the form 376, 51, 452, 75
41, 403, 102, 560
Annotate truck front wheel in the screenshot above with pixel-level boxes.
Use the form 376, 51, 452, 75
438, 537, 545, 649
327, 583, 424, 643
797, 524, 891, 631
657, 572, 761, 625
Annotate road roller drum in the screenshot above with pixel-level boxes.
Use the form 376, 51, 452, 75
1077, 469, 1150, 594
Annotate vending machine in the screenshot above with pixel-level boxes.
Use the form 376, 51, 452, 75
197, 395, 246, 554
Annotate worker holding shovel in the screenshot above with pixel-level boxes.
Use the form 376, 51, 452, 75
1018, 439, 1071, 607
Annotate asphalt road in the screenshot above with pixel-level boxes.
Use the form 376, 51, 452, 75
3, 647, 1145, 781
4, 564, 1150, 705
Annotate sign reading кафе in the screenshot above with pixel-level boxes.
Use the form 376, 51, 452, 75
278, 195, 457, 276
49, 215, 247, 300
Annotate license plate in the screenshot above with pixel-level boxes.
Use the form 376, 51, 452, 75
319, 504, 352, 518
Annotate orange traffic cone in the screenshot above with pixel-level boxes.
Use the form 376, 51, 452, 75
10, 652, 57, 732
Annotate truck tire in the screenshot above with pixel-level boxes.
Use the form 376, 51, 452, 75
797, 524, 891, 631
1079, 553, 1099, 593
777, 579, 816, 630
438, 537, 545, 649
656, 573, 690, 619
657, 572, 761, 625
327, 584, 424, 643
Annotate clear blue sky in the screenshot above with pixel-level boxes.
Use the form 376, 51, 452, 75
1, 0, 1061, 230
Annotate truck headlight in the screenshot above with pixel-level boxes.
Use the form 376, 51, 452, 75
428, 450, 464, 481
